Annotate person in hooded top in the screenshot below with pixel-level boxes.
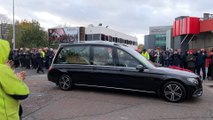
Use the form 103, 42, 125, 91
0, 39, 30, 120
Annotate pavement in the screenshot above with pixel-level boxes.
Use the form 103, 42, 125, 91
22, 77, 213, 120
203, 80, 213, 94
14, 68, 213, 120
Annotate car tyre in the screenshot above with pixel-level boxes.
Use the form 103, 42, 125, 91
58, 74, 73, 91
162, 81, 186, 102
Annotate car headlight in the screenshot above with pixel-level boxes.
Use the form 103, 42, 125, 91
187, 78, 198, 84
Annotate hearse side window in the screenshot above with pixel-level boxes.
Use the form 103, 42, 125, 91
55, 46, 90, 64
93, 46, 113, 66
116, 49, 140, 68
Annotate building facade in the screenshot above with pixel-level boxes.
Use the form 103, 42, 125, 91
48, 26, 138, 49
172, 13, 213, 52
144, 26, 172, 50
145, 13, 213, 52
85, 26, 138, 48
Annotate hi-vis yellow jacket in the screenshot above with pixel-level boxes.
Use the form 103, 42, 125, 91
0, 40, 30, 120
141, 52, 150, 60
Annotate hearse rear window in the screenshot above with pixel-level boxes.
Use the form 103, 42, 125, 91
54, 46, 90, 64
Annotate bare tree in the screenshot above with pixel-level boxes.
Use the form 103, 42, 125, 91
0, 14, 10, 39
0, 14, 10, 23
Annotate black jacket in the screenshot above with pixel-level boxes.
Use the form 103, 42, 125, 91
196, 52, 207, 66
172, 53, 181, 66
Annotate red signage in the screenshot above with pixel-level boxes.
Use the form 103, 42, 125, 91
200, 19, 213, 32
172, 17, 200, 37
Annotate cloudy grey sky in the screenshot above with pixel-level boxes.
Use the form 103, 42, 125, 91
0, 0, 212, 44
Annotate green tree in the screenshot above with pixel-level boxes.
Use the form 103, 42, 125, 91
7, 20, 48, 48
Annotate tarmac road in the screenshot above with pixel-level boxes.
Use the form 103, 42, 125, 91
15, 68, 213, 120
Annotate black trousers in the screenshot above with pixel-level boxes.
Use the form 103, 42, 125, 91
207, 64, 213, 79
25, 59, 31, 69
19, 105, 23, 120
37, 65, 44, 73
45, 59, 50, 69
197, 64, 206, 79
14, 59, 19, 68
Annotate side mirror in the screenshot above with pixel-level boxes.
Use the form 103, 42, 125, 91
136, 65, 144, 72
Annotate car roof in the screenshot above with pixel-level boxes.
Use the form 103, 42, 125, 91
59, 41, 129, 48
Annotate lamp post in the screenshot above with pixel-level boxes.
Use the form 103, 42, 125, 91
12, 0, 15, 50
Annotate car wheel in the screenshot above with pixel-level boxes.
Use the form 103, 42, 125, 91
162, 81, 186, 102
58, 74, 73, 91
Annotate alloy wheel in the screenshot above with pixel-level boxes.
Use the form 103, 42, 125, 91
59, 74, 72, 90
163, 82, 185, 102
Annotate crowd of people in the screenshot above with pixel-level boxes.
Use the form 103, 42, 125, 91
8, 45, 213, 81
140, 47, 213, 80
8, 47, 55, 73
